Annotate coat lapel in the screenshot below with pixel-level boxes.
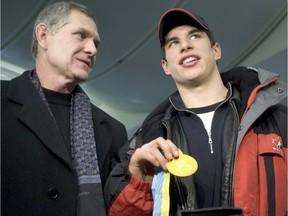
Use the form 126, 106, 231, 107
7, 71, 74, 172
91, 108, 112, 172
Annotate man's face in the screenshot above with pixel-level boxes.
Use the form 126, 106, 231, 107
161, 25, 221, 88
44, 9, 100, 84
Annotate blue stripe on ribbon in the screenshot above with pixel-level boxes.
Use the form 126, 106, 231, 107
152, 168, 164, 216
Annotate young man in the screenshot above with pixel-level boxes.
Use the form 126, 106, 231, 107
1, 2, 129, 216
105, 8, 287, 216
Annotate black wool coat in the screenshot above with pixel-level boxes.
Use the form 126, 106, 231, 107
1, 70, 128, 216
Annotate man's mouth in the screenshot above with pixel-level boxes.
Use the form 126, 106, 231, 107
84, 60, 91, 67
182, 56, 197, 64
79, 59, 91, 68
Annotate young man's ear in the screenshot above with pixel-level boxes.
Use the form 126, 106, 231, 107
161, 59, 171, 75
35, 23, 49, 51
213, 42, 222, 61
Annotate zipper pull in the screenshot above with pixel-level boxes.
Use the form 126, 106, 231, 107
208, 132, 213, 154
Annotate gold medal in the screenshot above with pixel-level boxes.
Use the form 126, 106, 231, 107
166, 149, 198, 177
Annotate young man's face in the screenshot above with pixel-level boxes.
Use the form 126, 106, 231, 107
161, 25, 221, 87
42, 9, 100, 83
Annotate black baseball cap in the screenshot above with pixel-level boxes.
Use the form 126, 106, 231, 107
158, 8, 210, 47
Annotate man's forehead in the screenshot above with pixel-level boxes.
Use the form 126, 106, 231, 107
166, 25, 199, 38
67, 11, 97, 29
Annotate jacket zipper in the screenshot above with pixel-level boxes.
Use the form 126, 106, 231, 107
208, 132, 213, 153
206, 93, 231, 154
181, 109, 215, 154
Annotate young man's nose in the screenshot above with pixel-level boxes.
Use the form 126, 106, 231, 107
180, 39, 193, 53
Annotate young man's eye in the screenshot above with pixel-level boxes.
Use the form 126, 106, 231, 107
168, 41, 179, 48
190, 34, 200, 40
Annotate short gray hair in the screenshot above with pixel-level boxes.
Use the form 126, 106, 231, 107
31, 1, 96, 58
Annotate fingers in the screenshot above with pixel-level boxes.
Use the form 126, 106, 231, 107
140, 137, 178, 162
161, 139, 179, 160
128, 137, 179, 180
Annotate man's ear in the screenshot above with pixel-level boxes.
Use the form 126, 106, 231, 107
161, 59, 171, 75
213, 42, 222, 61
35, 23, 49, 51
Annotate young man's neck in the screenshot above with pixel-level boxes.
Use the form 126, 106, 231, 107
178, 76, 227, 109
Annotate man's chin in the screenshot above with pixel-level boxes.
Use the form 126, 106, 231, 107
75, 71, 91, 83
75, 76, 88, 84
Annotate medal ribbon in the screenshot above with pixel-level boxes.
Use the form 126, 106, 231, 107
152, 168, 170, 216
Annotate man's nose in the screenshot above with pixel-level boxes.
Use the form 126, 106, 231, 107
85, 39, 97, 56
180, 39, 193, 53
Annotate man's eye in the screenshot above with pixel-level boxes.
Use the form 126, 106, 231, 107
77, 32, 86, 39
169, 41, 179, 47
190, 34, 200, 40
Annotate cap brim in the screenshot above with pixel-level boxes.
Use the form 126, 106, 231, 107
158, 8, 209, 46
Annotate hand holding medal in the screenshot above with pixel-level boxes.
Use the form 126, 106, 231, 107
166, 149, 198, 177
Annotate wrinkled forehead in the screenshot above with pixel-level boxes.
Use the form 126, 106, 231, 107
66, 10, 101, 43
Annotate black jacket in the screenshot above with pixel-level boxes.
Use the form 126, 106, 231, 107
1, 71, 129, 216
